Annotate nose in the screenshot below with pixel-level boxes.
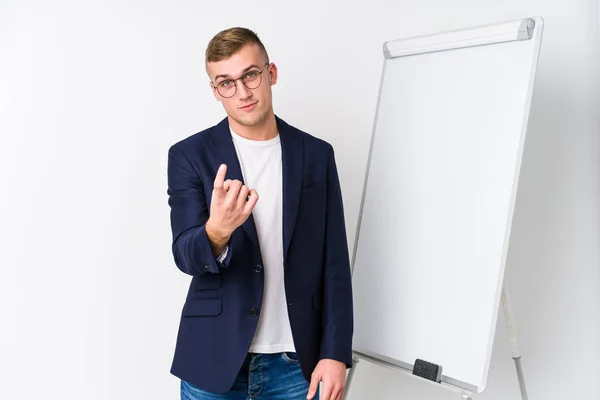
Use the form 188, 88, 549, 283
236, 80, 252, 100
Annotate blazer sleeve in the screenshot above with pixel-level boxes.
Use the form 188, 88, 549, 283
320, 146, 354, 367
167, 144, 233, 275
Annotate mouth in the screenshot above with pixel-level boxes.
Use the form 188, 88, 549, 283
239, 101, 257, 111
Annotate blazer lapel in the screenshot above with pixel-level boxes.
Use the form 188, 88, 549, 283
208, 118, 260, 251
277, 117, 303, 261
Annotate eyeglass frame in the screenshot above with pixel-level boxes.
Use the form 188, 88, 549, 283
211, 62, 271, 98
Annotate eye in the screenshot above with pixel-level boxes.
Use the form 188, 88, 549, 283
219, 80, 232, 87
244, 71, 259, 80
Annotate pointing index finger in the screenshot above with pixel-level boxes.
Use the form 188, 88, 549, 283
213, 164, 227, 190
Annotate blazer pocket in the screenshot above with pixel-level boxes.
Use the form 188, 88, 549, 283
194, 274, 222, 291
183, 298, 222, 317
313, 291, 323, 310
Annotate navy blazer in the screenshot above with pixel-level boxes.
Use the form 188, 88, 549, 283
166, 116, 353, 393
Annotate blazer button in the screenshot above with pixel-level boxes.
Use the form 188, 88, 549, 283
249, 308, 259, 316
254, 264, 263, 273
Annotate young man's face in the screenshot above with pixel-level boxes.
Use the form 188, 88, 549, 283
206, 44, 277, 128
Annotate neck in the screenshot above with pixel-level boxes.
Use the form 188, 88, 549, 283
228, 112, 278, 141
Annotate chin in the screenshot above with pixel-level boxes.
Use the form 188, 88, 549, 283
233, 109, 268, 127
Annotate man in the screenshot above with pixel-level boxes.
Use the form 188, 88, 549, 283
166, 27, 353, 400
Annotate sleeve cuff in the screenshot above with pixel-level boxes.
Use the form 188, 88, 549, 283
216, 245, 228, 263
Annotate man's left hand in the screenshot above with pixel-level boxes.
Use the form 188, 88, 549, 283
307, 358, 346, 400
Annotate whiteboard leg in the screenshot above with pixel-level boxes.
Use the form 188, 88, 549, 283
514, 356, 529, 400
343, 355, 360, 400
502, 284, 529, 400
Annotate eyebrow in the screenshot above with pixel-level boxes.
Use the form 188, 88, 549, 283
214, 64, 262, 81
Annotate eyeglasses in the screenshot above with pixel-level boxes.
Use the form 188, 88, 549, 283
212, 62, 270, 98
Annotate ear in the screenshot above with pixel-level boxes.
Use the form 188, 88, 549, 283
209, 81, 221, 102
268, 63, 278, 85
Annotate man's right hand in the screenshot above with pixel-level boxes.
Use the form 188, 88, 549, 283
205, 164, 259, 255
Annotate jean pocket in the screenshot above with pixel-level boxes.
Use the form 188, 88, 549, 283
281, 352, 300, 364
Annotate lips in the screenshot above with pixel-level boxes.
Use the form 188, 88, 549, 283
239, 102, 257, 111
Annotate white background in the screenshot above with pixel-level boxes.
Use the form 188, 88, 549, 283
0, 1, 598, 400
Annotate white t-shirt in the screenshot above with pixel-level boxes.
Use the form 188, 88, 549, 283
230, 127, 295, 354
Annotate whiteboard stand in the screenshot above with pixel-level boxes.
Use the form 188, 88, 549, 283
344, 285, 529, 400
343, 15, 544, 400
502, 285, 529, 400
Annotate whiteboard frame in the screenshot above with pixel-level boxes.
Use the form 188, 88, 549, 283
349, 16, 545, 396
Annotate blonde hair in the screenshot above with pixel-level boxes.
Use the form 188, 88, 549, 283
205, 27, 269, 63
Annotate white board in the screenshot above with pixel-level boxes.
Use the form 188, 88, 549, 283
351, 17, 544, 394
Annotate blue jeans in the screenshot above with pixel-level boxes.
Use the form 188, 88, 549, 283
181, 352, 319, 400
